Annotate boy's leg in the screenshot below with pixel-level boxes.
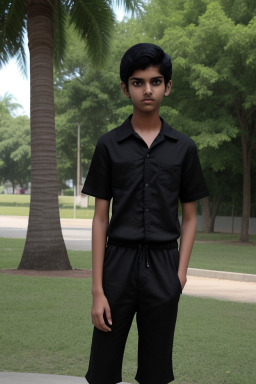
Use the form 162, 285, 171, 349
86, 245, 137, 384
86, 309, 135, 384
135, 247, 181, 384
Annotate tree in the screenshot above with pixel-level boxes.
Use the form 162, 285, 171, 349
0, 0, 142, 270
142, 0, 256, 239
0, 98, 30, 191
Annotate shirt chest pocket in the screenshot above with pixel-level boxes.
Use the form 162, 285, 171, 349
112, 163, 136, 189
159, 163, 182, 191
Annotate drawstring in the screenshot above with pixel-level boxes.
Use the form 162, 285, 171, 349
138, 243, 150, 268
107, 238, 178, 270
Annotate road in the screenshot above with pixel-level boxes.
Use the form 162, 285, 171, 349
0, 226, 92, 251
0, 216, 92, 251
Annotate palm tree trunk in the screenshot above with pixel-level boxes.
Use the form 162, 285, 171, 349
19, 0, 72, 270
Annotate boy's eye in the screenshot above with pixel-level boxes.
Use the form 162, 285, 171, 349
131, 78, 163, 86
152, 79, 162, 85
132, 80, 142, 86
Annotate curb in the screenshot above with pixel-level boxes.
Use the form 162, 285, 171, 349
188, 268, 256, 282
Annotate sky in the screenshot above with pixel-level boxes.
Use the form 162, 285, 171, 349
0, 7, 125, 118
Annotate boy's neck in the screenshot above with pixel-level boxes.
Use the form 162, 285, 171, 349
131, 110, 161, 132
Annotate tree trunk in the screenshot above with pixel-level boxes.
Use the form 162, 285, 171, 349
19, 0, 72, 270
201, 196, 220, 233
240, 129, 251, 242
210, 196, 221, 232
201, 196, 211, 233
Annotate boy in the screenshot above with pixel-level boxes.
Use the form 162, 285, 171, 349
82, 43, 208, 384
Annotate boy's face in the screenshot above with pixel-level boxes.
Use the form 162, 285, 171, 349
121, 65, 171, 114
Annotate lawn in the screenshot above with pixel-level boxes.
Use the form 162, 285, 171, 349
1, 237, 255, 275
0, 238, 256, 383
190, 242, 256, 274
0, 274, 255, 384
0, 194, 95, 219
0, 238, 92, 270
195, 232, 256, 242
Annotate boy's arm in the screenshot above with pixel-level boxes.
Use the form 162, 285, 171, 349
178, 201, 197, 290
91, 197, 112, 332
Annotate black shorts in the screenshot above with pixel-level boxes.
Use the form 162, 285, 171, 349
85, 242, 182, 384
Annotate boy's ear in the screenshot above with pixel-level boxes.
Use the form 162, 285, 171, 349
121, 81, 130, 98
164, 80, 172, 96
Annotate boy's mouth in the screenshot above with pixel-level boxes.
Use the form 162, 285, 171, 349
142, 98, 154, 103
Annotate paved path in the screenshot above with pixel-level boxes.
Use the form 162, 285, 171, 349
0, 372, 130, 384
183, 275, 256, 303
0, 216, 92, 251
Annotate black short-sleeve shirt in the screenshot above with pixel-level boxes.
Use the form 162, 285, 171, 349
82, 116, 209, 242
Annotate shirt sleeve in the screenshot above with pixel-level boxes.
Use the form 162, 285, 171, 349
179, 142, 209, 203
81, 138, 112, 200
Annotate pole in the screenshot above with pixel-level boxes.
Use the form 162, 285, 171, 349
77, 123, 81, 196
74, 185, 76, 219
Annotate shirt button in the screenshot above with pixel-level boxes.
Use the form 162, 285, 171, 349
146, 154, 150, 158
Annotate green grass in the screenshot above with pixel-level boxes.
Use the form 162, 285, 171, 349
1, 237, 255, 275
0, 274, 255, 384
0, 194, 31, 205
190, 242, 256, 274
0, 238, 92, 270
0, 194, 95, 206
0, 238, 256, 383
195, 232, 256, 242
0, 195, 95, 218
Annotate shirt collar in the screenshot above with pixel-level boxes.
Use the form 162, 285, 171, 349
116, 115, 179, 142
161, 119, 179, 141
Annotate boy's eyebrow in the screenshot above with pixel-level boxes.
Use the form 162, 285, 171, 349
129, 75, 164, 81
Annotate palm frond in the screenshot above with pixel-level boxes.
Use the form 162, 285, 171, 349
15, 43, 27, 77
53, 0, 67, 69
0, 0, 27, 74
68, 0, 115, 66
0, 92, 22, 112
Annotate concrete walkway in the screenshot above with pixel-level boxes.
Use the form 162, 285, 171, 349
0, 372, 85, 383
0, 372, 129, 384
183, 275, 256, 303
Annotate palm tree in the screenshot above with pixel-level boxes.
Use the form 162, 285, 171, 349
0, 0, 141, 270
0, 92, 22, 114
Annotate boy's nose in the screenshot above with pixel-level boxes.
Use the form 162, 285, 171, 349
144, 83, 152, 95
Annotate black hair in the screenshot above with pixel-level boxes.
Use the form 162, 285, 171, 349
120, 43, 172, 87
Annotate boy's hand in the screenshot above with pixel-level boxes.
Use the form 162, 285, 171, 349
91, 292, 112, 332
178, 272, 187, 291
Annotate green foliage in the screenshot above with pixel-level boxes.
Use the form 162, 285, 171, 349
0, 1, 143, 71
0, 0, 27, 74
0, 97, 30, 188
68, 0, 115, 66
63, 188, 74, 196
52, 0, 256, 219
146, 0, 255, 220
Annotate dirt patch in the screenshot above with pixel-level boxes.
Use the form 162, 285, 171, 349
0, 268, 92, 278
